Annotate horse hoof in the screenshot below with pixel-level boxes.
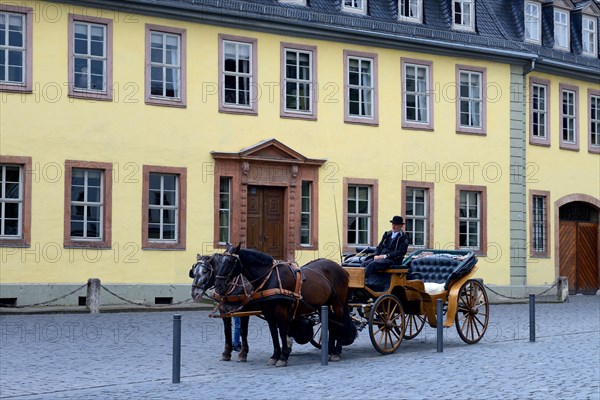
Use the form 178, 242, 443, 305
329, 354, 341, 362
276, 360, 288, 367
237, 355, 247, 362
221, 355, 231, 361
267, 358, 278, 366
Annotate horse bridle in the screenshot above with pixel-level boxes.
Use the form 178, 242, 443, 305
191, 258, 214, 289
215, 252, 244, 287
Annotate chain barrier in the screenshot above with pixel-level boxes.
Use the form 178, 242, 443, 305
483, 280, 560, 300
4, 280, 563, 309
1, 283, 196, 309
99, 284, 194, 308
11, 284, 88, 308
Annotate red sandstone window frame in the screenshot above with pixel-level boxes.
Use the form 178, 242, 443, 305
144, 24, 187, 108
559, 83, 579, 151
343, 50, 379, 126
280, 42, 318, 120
0, 5, 33, 93
63, 160, 113, 249
529, 77, 551, 147
402, 180, 434, 250
142, 165, 187, 250
588, 89, 600, 154
0, 155, 32, 247
455, 184, 487, 256
343, 177, 379, 253
68, 14, 113, 101
529, 189, 550, 258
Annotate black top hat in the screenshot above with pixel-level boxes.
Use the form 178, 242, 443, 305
390, 216, 404, 225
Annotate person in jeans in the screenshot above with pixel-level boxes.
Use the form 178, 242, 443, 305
233, 316, 241, 352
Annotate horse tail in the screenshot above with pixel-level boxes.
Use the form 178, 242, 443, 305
338, 299, 357, 346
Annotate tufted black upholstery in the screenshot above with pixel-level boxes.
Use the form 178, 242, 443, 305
407, 254, 477, 290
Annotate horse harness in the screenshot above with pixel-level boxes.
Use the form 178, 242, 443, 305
214, 253, 305, 319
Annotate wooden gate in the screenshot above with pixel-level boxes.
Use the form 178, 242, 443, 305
247, 186, 285, 259
559, 221, 599, 294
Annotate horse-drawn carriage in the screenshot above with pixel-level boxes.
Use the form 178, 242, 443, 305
190, 245, 489, 365
342, 247, 490, 354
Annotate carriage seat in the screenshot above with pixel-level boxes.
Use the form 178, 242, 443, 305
407, 253, 475, 291
342, 246, 405, 269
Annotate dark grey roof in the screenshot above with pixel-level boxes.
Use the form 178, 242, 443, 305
97, 0, 600, 79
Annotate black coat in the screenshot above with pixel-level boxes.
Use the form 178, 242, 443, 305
375, 230, 409, 262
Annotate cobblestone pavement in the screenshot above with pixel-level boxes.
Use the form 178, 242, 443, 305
0, 295, 598, 399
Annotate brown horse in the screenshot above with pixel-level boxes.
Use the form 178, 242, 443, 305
213, 245, 356, 367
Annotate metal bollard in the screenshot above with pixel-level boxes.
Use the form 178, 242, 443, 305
529, 294, 535, 342
436, 299, 443, 352
86, 278, 101, 314
172, 314, 182, 383
320, 305, 328, 366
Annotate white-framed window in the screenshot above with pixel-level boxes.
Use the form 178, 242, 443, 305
347, 185, 371, 246
405, 188, 427, 247
398, 0, 422, 23
591, 94, 600, 148
453, 0, 475, 31
148, 173, 179, 242
553, 9, 569, 50
532, 84, 547, 139
218, 177, 231, 244
458, 191, 480, 250
0, 11, 25, 84
532, 195, 547, 254
223, 40, 253, 107
562, 89, 576, 144
582, 16, 597, 57
343, 0, 367, 14
459, 70, 482, 129
73, 21, 106, 92
149, 30, 181, 99
70, 169, 104, 240
348, 57, 373, 118
300, 181, 312, 246
404, 63, 430, 125
524, 1, 541, 43
284, 48, 312, 114
0, 164, 22, 238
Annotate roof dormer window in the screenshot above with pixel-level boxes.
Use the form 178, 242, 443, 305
398, 0, 422, 23
582, 16, 598, 57
453, 0, 475, 32
524, 1, 541, 43
342, 0, 367, 15
553, 8, 570, 50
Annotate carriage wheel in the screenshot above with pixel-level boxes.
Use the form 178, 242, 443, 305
455, 279, 489, 344
402, 313, 426, 340
309, 320, 322, 349
368, 294, 405, 355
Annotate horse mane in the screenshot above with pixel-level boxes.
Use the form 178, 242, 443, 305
300, 258, 328, 268
239, 248, 274, 266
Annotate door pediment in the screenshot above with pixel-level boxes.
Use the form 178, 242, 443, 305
212, 138, 326, 166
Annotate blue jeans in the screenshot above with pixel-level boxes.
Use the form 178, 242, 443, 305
233, 317, 241, 347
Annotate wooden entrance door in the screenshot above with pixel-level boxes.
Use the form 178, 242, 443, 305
559, 221, 599, 294
247, 186, 285, 259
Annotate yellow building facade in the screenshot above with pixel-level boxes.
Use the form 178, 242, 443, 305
0, 0, 598, 306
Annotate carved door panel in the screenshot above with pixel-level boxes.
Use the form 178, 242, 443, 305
246, 186, 284, 259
